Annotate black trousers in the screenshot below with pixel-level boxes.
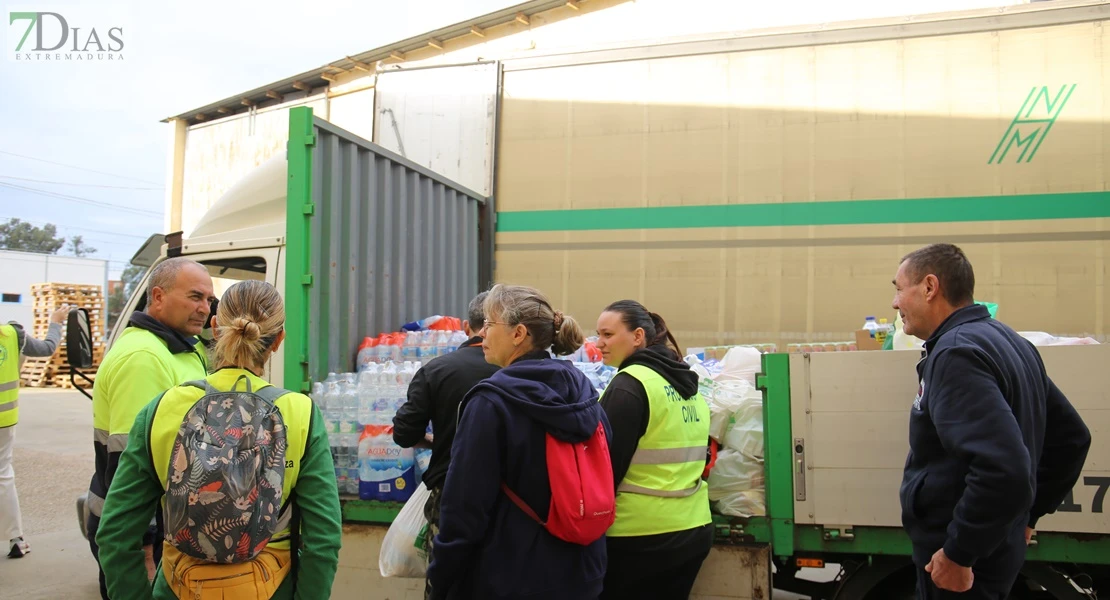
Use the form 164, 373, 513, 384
600, 542, 710, 600
914, 536, 1024, 600
916, 566, 1020, 600
423, 485, 443, 600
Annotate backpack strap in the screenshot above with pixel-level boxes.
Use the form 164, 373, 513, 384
254, 384, 293, 405
181, 379, 219, 395
500, 483, 546, 526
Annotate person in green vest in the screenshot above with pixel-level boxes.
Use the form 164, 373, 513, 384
96, 279, 342, 600
0, 305, 70, 558
86, 257, 215, 599
594, 300, 713, 600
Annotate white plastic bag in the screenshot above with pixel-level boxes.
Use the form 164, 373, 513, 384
707, 448, 766, 517
704, 379, 762, 452
379, 482, 431, 578
715, 346, 762, 385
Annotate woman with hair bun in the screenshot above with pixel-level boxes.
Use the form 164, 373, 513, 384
595, 300, 713, 600
426, 284, 611, 600
95, 280, 342, 600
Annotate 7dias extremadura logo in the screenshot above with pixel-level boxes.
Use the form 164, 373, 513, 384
8, 10, 124, 62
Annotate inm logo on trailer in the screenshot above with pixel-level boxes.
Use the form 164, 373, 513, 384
988, 85, 1077, 165
8, 11, 124, 62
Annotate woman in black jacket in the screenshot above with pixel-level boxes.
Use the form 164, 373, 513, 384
595, 300, 714, 600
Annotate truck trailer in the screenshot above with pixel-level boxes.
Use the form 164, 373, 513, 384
72, 106, 1106, 598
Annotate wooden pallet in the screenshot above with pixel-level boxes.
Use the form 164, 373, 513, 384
18, 339, 105, 388
31, 283, 103, 294
53, 370, 97, 389
19, 357, 56, 387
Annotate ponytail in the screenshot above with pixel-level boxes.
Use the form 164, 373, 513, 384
648, 312, 682, 358
603, 300, 682, 359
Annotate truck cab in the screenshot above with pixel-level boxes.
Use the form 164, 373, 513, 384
108, 152, 289, 384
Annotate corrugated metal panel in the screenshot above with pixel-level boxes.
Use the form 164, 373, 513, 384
285, 107, 491, 389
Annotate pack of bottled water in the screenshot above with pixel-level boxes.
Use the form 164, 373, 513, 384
356, 316, 469, 373
315, 363, 424, 497
570, 361, 617, 395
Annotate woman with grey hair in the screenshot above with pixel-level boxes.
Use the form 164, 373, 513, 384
425, 284, 611, 600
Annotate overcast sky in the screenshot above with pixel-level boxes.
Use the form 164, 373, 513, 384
1, 0, 512, 277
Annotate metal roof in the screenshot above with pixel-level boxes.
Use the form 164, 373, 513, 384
163, 0, 588, 125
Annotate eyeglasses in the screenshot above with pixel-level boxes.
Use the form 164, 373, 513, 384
482, 320, 512, 329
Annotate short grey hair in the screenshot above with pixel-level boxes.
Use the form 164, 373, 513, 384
146, 257, 205, 305
483, 284, 584, 356
467, 291, 489, 329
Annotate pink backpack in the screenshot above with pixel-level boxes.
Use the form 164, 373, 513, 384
501, 422, 615, 545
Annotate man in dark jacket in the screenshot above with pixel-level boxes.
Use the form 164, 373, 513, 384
892, 243, 1091, 599
393, 292, 499, 574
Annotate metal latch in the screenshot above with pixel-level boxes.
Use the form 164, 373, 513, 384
823, 525, 855, 541
794, 437, 806, 501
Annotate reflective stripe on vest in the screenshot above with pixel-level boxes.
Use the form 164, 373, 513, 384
94, 427, 130, 453
607, 363, 712, 537
88, 489, 106, 517
0, 325, 20, 428
149, 370, 312, 551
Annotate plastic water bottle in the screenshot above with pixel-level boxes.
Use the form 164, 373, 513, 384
357, 368, 378, 427
419, 330, 435, 365
334, 376, 353, 472
415, 422, 433, 482
403, 332, 418, 362
324, 374, 341, 467
450, 330, 468, 349
356, 337, 376, 372
863, 316, 880, 339
310, 382, 324, 410
435, 330, 451, 357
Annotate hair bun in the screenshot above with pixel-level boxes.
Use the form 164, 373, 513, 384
232, 317, 261, 341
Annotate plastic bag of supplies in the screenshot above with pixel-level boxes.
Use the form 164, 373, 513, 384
379, 481, 431, 578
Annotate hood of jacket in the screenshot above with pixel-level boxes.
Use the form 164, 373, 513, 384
619, 344, 700, 398
464, 350, 602, 443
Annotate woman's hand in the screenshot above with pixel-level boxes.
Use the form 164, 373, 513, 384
50, 305, 71, 324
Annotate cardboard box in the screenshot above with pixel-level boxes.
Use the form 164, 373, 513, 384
855, 329, 883, 351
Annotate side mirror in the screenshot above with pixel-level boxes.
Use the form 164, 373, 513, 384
66, 308, 94, 399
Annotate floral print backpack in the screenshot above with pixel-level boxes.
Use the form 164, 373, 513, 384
164, 376, 291, 563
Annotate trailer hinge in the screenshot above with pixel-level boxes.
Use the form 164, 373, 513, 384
303, 133, 317, 146
822, 525, 855, 541
302, 203, 315, 215
302, 274, 313, 286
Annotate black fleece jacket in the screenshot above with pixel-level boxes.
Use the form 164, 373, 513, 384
393, 336, 500, 489
900, 304, 1091, 569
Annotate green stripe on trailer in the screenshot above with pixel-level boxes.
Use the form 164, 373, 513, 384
495, 191, 1110, 233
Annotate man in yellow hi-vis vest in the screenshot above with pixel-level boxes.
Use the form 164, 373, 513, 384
595, 300, 714, 600
1, 305, 70, 558
86, 257, 214, 599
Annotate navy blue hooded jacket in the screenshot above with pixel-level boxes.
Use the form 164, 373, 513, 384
426, 350, 611, 600
900, 304, 1090, 570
